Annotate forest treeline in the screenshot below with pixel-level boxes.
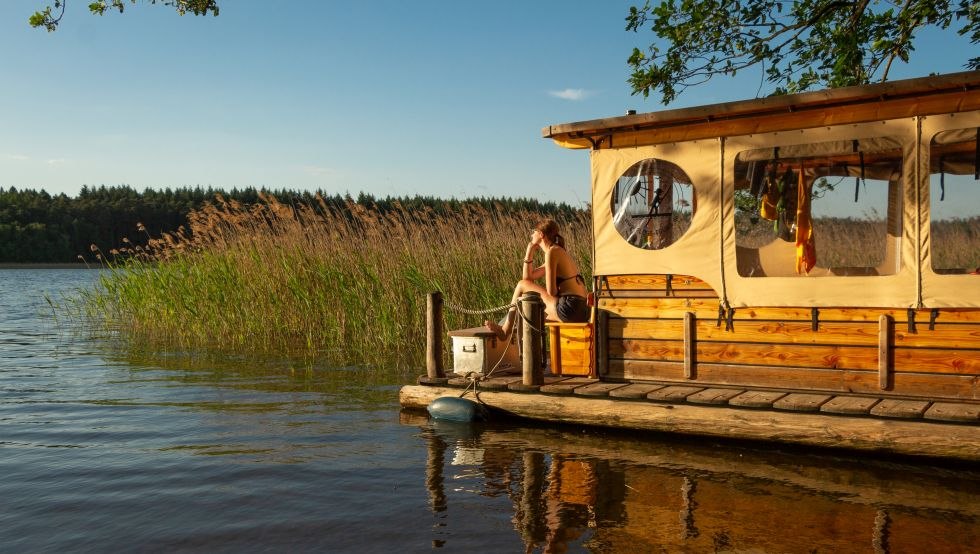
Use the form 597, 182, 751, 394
0, 185, 585, 263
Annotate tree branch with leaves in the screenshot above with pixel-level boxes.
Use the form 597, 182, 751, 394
30, 0, 219, 31
626, 0, 980, 104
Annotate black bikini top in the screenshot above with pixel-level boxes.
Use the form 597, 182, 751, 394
557, 273, 584, 285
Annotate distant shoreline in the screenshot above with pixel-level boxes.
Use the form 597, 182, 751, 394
0, 263, 98, 269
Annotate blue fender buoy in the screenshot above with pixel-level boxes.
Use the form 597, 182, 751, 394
427, 396, 487, 422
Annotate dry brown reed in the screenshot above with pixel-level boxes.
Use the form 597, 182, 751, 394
81, 195, 592, 370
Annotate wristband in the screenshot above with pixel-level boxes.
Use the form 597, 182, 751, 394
524, 259, 533, 263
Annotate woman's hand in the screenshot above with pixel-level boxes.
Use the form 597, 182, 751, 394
528, 229, 543, 249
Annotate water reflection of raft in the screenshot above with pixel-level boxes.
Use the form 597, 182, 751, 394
404, 411, 980, 553
401, 71, 980, 461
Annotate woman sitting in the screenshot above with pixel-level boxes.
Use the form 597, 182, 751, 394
485, 219, 590, 340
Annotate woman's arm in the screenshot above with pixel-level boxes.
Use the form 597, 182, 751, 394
522, 242, 545, 281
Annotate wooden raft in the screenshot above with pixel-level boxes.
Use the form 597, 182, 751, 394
402, 378, 980, 461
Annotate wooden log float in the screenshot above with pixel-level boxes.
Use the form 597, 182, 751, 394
400, 385, 980, 461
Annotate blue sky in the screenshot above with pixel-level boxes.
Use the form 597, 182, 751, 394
0, 1, 975, 206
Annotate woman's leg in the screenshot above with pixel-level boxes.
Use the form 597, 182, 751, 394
486, 279, 557, 340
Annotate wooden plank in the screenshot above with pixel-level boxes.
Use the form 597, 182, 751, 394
879, 315, 893, 390
508, 374, 570, 392
612, 318, 881, 346
647, 385, 705, 402
598, 298, 980, 324
870, 399, 931, 419
683, 311, 696, 379
686, 388, 743, 406
728, 391, 787, 408
611, 317, 980, 349
924, 402, 980, 422
894, 348, 980, 375
820, 396, 881, 415
610, 359, 980, 400
612, 339, 881, 371
573, 382, 628, 397
773, 394, 832, 412
608, 383, 665, 399
604, 274, 715, 291
612, 339, 980, 377
539, 377, 598, 395
479, 375, 523, 391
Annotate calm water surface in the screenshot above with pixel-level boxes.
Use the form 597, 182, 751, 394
1, 269, 977, 553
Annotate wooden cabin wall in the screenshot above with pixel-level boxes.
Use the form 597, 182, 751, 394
598, 274, 980, 400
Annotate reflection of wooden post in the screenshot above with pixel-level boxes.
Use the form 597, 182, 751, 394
872, 509, 890, 554
520, 292, 544, 387
424, 430, 447, 514
679, 476, 699, 539
426, 292, 444, 379
519, 451, 547, 549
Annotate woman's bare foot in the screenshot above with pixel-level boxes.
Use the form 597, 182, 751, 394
484, 319, 506, 341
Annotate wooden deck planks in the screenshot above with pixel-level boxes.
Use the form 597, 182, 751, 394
820, 396, 881, 415
573, 382, 628, 397
539, 377, 598, 395
608, 383, 665, 399
648, 385, 705, 403
479, 376, 523, 391
686, 388, 744, 406
924, 402, 980, 422
728, 391, 787, 408
773, 393, 833, 412
870, 399, 931, 419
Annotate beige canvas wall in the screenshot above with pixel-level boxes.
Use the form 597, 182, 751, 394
590, 110, 980, 308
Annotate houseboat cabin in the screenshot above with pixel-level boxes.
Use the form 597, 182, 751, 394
543, 71, 980, 402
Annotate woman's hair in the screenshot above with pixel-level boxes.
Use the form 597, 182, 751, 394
536, 219, 565, 249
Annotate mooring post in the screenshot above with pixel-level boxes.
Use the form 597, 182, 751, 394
426, 291, 445, 380
520, 291, 544, 387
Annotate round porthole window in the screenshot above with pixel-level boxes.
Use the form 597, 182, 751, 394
611, 159, 696, 249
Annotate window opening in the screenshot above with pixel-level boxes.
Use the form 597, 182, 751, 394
611, 159, 696, 250
930, 128, 980, 274
734, 137, 903, 277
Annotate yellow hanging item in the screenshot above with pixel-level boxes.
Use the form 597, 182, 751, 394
795, 165, 816, 274
759, 174, 779, 221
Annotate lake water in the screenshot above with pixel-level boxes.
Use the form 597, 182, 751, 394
1, 269, 978, 553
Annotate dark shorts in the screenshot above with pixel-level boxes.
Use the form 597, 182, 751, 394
556, 295, 590, 323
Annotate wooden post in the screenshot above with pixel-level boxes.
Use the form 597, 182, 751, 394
684, 311, 697, 379
596, 309, 609, 376
520, 291, 544, 387
878, 314, 892, 390
425, 291, 445, 380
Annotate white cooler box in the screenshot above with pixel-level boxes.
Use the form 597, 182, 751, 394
448, 326, 520, 375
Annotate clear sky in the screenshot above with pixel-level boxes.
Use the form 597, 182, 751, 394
0, 1, 975, 207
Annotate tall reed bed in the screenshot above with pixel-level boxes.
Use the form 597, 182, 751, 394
77, 195, 591, 369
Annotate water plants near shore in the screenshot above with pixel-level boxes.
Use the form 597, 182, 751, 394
74, 195, 592, 369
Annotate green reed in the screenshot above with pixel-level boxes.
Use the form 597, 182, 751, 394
74, 195, 592, 369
